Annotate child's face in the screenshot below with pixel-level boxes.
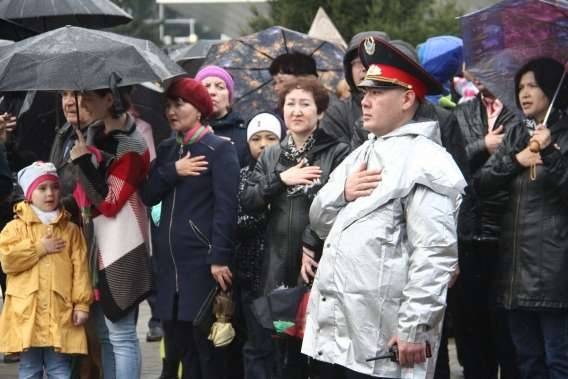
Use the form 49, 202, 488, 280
248, 131, 280, 160
31, 180, 60, 212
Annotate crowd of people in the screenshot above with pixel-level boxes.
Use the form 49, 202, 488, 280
0, 25, 565, 379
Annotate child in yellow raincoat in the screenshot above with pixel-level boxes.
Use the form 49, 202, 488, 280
0, 161, 92, 378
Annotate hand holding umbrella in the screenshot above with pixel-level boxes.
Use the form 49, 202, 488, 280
69, 122, 90, 161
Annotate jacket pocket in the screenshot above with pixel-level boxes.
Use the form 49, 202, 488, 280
53, 287, 73, 326
189, 219, 212, 254
5, 287, 38, 319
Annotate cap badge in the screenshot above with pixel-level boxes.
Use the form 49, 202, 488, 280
364, 36, 376, 55
367, 65, 382, 76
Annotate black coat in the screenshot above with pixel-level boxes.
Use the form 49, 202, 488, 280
240, 128, 350, 294
210, 110, 250, 168
475, 113, 568, 309
320, 93, 367, 150
141, 132, 240, 321
49, 122, 85, 223
454, 96, 520, 239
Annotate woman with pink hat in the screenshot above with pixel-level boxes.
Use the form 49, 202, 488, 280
196, 65, 250, 167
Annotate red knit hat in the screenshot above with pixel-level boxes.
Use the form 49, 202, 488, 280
166, 78, 213, 118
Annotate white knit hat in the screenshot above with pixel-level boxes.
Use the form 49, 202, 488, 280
17, 161, 59, 201
247, 112, 283, 142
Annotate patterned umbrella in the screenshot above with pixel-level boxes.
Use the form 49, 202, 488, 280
203, 26, 345, 121
0, 0, 132, 33
460, 0, 568, 112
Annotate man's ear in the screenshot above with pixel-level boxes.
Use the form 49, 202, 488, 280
401, 90, 417, 111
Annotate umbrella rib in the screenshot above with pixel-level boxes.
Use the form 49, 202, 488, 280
310, 41, 328, 57
234, 80, 274, 105
282, 28, 289, 54
236, 40, 275, 60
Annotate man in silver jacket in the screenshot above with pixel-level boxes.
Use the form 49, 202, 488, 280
301, 37, 466, 379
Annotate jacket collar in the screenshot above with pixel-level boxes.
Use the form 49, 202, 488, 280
209, 110, 245, 130
14, 201, 69, 226
370, 120, 441, 145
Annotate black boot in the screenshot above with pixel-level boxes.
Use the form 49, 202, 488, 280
158, 358, 180, 379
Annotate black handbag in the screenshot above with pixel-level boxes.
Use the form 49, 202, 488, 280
193, 285, 219, 334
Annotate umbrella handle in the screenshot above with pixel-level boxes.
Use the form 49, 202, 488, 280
529, 140, 541, 153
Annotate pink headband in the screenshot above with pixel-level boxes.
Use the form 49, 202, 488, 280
25, 174, 59, 201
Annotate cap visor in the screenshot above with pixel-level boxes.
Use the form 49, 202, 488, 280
357, 80, 403, 90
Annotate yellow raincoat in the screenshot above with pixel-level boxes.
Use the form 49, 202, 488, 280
0, 202, 92, 354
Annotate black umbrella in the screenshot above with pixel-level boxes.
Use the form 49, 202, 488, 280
0, 25, 185, 92
130, 83, 171, 146
0, 0, 132, 33
169, 39, 220, 77
0, 17, 37, 41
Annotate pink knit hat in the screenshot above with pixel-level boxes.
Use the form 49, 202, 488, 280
195, 65, 235, 102
17, 161, 59, 201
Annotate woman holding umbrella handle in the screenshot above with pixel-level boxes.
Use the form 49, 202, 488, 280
69, 86, 152, 379
474, 57, 568, 379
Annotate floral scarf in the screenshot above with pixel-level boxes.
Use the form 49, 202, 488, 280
282, 133, 318, 196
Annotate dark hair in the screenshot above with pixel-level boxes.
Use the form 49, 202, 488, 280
92, 86, 133, 119
278, 77, 330, 114
514, 57, 568, 111
269, 51, 318, 77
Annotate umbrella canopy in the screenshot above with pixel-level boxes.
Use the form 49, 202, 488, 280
0, 25, 185, 92
0, 17, 37, 41
0, 0, 132, 32
130, 83, 171, 146
170, 39, 220, 77
460, 0, 568, 112
203, 26, 345, 121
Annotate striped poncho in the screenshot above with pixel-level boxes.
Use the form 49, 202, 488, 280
73, 114, 151, 321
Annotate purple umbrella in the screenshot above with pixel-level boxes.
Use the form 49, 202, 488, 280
460, 0, 568, 114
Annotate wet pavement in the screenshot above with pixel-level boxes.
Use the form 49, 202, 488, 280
0, 300, 464, 378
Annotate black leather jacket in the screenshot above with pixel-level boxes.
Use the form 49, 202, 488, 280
475, 113, 568, 309
240, 128, 350, 294
454, 96, 520, 240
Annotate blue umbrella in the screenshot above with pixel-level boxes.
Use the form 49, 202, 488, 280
417, 35, 463, 104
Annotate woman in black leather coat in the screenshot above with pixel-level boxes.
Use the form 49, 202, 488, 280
475, 57, 568, 379
240, 77, 350, 379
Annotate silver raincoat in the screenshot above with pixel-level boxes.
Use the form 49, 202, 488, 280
301, 121, 466, 379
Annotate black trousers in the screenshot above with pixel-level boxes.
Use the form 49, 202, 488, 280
453, 239, 519, 379
316, 361, 388, 379
162, 319, 227, 379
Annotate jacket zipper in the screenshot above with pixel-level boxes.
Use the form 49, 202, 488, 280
168, 145, 184, 293
189, 219, 212, 254
508, 172, 524, 307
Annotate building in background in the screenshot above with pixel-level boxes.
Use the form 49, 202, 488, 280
156, 0, 499, 44
156, 0, 269, 44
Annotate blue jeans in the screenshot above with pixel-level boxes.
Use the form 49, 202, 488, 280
508, 309, 568, 379
93, 303, 141, 379
19, 347, 72, 379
